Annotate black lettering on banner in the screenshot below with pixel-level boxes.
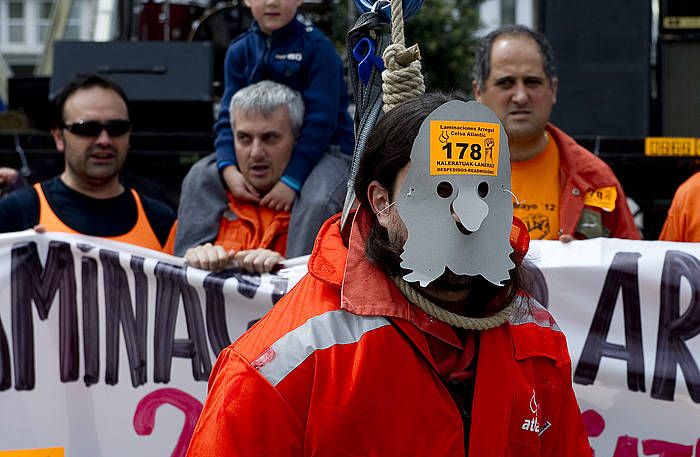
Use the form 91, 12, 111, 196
81, 257, 99, 386
153, 262, 211, 383
270, 277, 289, 305
230, 269, 262, 299
652, 251, 700, 402
574, 252, 645, 392
0, 313, 10, 391
203, 269, 282, 354
10, 241, 78, 390
101, 251, 148, 387
202, 272, 232, 355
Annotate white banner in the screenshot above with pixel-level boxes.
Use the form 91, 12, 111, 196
0, 232, 698, 456
0, 231, 306, 457
529, 239, 700, 456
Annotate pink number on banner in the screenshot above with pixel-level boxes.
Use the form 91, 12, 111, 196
613, 436, 639, 457
581, 409, 605, 438
133, 388, 203, 457
642, 440, 692, 457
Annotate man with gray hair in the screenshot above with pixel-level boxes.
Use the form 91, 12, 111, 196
472, 25, 639, 241
177, 81, 322, 272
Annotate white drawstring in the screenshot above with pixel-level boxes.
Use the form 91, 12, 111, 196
376, 199, 399, 215
376, 187, 415, 215
503, 187, 524, 206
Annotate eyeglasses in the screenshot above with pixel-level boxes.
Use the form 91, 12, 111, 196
62, 119, 132, 137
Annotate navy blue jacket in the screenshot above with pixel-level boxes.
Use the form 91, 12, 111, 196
214, 19, 354, 191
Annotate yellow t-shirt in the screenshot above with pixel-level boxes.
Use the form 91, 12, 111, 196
511, 138, 561, 240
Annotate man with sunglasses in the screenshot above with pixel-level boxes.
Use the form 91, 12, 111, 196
0, 74, 176, 252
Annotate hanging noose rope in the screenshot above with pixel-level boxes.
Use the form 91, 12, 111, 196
341, 0, 426, 227
381, 0, 425, 112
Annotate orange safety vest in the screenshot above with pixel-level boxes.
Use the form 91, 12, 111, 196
34, 183, 164, 252
187, 210, 592, 457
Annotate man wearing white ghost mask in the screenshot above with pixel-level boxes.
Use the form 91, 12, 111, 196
186, 93, 592, 457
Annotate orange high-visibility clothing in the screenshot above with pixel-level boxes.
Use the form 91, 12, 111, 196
187, 208, 592, 457
34, 183, 164, 252
659, 172, 700, 242
214, 193, 290, 255
548, 124, 640, 240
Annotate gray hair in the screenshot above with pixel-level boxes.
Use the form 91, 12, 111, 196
472, 25, 557, 91
229, 80, 304, 136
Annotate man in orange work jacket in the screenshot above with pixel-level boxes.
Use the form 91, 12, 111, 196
472, 25, 640, 241
181, 81, 302, 273
0, 74, 176, 251
186, 93, 592, 456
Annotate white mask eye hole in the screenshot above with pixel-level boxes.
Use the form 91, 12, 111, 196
478, 181, 489, 198
436, 181, 453, 198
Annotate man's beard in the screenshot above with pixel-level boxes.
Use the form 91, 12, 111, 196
365, 220, 407, 278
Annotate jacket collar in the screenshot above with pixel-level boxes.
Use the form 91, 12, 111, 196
546, 122, 610, 191
251, 17, 304, 43
307, 206, 419, 319
307, 206, 463, 347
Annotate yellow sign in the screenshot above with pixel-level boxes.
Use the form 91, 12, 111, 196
663, 16, 700, 29
0, 448, 64, 457
644, 137, 697, 157
430, 120, 500, 176
584, 186, 617, 212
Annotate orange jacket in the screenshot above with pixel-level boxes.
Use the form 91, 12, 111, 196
215, 193, 290, 255
659, 171, 700, 242
187, 209, 592, 457
35, 183, 167, 252
549, 124, 640, 240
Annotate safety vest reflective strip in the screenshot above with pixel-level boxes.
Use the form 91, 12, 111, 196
253, 310, 391, 387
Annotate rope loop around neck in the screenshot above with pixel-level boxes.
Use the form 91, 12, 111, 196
390, 276, 515, 330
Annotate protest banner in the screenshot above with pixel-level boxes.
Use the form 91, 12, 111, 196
0, 230, 306, 456
528, 239, 700, 456
0, 231, 698, 456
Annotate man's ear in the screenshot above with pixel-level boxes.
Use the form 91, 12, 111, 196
367, 180, 392, 228
51, 128, 65, 153
550, 76, 559, 105
472, 80, 482, 102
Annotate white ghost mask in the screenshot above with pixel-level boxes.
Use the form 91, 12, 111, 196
396, 100, 514, 287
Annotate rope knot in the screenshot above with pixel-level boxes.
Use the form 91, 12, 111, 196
381, 43, 425, 112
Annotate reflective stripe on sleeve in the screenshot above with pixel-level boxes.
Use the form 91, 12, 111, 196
254, 310, 391, 386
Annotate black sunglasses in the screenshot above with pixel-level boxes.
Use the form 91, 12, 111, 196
62, 119, 132, 137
